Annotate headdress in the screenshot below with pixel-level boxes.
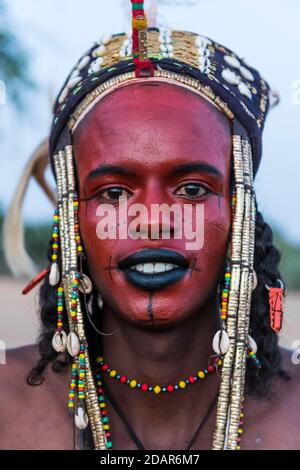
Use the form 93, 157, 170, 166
5, 0, 284, 450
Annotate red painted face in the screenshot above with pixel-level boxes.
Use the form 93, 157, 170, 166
73, 81, 232, 328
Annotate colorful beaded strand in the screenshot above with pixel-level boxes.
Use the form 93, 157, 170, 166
96, 356, 220, 395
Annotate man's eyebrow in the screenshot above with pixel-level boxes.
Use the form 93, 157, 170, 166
172, 162, 222, 177
87, 165, 135, 181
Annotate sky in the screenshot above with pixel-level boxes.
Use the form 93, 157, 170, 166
1, 0, 300, 243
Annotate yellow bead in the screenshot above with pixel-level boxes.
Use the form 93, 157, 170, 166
238, 428, 243, 434
240, 413, 244, 418
221, 315, 227, 320
57, 306, 63, 312
198, 371, 205, 379
100, 403, 106, 409
222, 292, 228, 298
96, 357, 103, 363
53, 243, 59, 249
58, 287, 64, 293
218, 359, 223, 366
236, 445, 241, 450
130, 380, 137, 388
110, 370, 117, 378
179, 381, 186, 389
103, 424, 110, 431
52, 254, 58, 261
153, 386, 161, 394
77, 246, 83, 252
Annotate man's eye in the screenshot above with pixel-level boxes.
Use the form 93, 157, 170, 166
175, 183, 208, 198
99, 187, 132, 201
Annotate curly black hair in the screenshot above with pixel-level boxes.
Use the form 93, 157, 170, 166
27, 206, 289, 397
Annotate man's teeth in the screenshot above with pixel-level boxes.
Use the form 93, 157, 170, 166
130, 262, 179, 274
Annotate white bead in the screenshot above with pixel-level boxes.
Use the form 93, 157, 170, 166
212, 330, 230, 355
238, 82, 252, 99
49, 262, 60, 286
67, 76, 82, 89
248, 335, 258, 354
92, 45, 106, 58
77, 55, 91, 70
58, 86, 69, 104
240, 65, 255, 82
224, 55, 241, 68
52, 330, 67, 353
221, 68, 240, 85
75, 407, 89, 430
78, 274, 93, 294
67, 332, 81, 357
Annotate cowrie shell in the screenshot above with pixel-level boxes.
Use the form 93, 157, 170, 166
212, 330, 230, 355
67, 76, 82, 89
101, 34, 111, 46
92, 45, 106, 58
58, 86, 69, 104
52, 330, 67, 353
89, 57, 104, 74
75, 407, 89, 430
70, 69, 80, 79
49, 262, 60, 287
240, 65, 255, 82
77, 55, 91, 70
78, 274, 93, 294
221, 68, 240, 85
67, 332, 81, 357
238, 82, 252, 99
248, 335, 258, 354
224, 55, 241, 68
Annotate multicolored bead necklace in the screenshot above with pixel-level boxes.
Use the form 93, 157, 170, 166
94, 355, 222, 450
96, 356, 222, 394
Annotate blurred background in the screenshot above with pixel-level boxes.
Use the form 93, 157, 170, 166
0, 0, 299, 351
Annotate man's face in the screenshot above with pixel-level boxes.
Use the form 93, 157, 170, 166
73, 81, 232, 329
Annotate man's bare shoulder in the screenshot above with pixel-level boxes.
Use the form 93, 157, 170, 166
0, 345, 72, 450
244, 348, 300, 450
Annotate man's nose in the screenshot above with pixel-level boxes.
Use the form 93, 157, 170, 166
129, 188, 176, 240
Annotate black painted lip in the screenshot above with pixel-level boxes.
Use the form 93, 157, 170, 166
119, 248, 189, 269
118, 249, 189, 291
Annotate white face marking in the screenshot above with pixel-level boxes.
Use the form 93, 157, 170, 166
130, 262, 179, 274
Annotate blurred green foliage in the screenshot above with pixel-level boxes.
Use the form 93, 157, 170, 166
1, 205, 300, 289
0, 0, 33, 107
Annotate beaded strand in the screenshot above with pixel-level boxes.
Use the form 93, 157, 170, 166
96, 356, 221, 395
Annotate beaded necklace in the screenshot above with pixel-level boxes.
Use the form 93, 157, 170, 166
94, 355, 221, 450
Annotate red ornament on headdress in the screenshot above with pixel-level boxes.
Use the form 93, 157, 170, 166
131, 0, 154, 78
